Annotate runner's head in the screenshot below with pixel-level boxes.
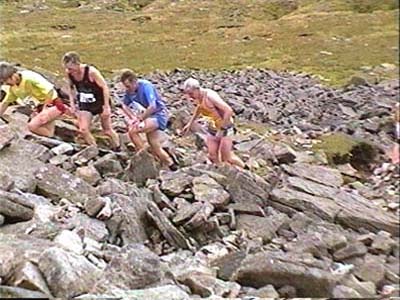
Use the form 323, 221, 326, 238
62, 52, 81, 75
120, 69, 138, 93
183, 78, 201, 100
0, 61, 19, 86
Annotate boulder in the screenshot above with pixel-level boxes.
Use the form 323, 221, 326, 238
39, 247, 100, 298
35, 164, 98, 204
232, 250, 337, 297
94, 244, 162, 293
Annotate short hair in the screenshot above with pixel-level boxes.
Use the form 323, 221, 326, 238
183, 78, 200, 92
62, 51, 81, 65
0, 61, 17, 83
120, 69, 137, 83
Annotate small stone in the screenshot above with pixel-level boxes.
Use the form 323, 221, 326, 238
388, 202, 399, 210
51, 143, 74, 156
75, 166, 102, 186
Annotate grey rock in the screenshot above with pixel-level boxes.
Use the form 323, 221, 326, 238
106, 192, 150, 245
0, 174, 14, 191
94, 244, 162, 293
125, 150, 160, 186
178, 272, 240, 298
72, 145, 99, 166
278, 285, 297, 298
38, 247, 100, 298
332, 285, 362, 298
66, 213, 109, 242
7, 261, 52, 296
0, 140, 44, 192
35, 164, 98, 204
0, 286, 49, 298
251, 284, 279, 298
371, 231, 397, 255
84, 285, 190, 300
54, 230, 84, 255
192, 175, 230, 207
85, 196, 107, 217
272, 179, 399, 235
282, 163, 343, 187
160, 170, 193, 196
0, 125, 15, 151
0, 190, 34, 223
237, 213, 289, 243
93, 153, 123, 176
50, 142, 74, 156
75, 165, 102, 186
96, 178, 129, 196
232, 250, 336, 297
353, 254, 385, 285
0, 234, 54, 280
333, 242, 368, 261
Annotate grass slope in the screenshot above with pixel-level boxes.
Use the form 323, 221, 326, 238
0, 0, 398, 85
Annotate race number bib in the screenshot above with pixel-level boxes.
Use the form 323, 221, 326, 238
129, 101, 146, 115
79, 92, 96, 103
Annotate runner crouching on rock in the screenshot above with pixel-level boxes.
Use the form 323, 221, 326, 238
181, 78, 246, 169
120, 69, 178, 171
62, 51, 120, 150
0, 61, 71, 137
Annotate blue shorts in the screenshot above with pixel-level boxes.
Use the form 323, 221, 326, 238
152, 113, 168, 131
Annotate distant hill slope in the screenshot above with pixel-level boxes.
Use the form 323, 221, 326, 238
0, 0, 398, 85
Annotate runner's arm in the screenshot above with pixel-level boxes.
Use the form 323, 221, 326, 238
139, 84, 157, 121
0, 89, 16, 117
90, 67, 111, 108
0, 101, 9, 117
64, 75, 77, 110
121, 103, 137, 120
43, 89, 58, 106
184, 104, 201, 130
207, 91, 233, 128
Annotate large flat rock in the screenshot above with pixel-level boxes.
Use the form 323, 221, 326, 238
0, 139, 46, 192
35, 164, 98, 204
232, 250, 337, 297
271, 176, 399, 235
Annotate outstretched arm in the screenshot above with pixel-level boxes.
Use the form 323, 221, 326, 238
182, 104, 201, 134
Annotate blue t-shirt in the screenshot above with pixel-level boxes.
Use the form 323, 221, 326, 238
123, 79, 167, 116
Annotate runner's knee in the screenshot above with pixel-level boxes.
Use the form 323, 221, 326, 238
80, 126, 91, 135
28, 115, 47, 130
28, 122, 38, 132
221, 151, 232, 162
208, 152, 218, 162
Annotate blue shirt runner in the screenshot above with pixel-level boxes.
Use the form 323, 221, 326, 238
123, 79, 169, 130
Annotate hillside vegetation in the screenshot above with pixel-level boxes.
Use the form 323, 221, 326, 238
0, 0, 399, 85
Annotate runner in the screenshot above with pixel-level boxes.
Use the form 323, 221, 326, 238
181, 78, 245, 168
391, 102, 399, 164
62, 51, 120, 149
120, 69, 178, 170
0, 61, 69, 137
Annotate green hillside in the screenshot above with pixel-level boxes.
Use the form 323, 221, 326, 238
0, 0, 398, 85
